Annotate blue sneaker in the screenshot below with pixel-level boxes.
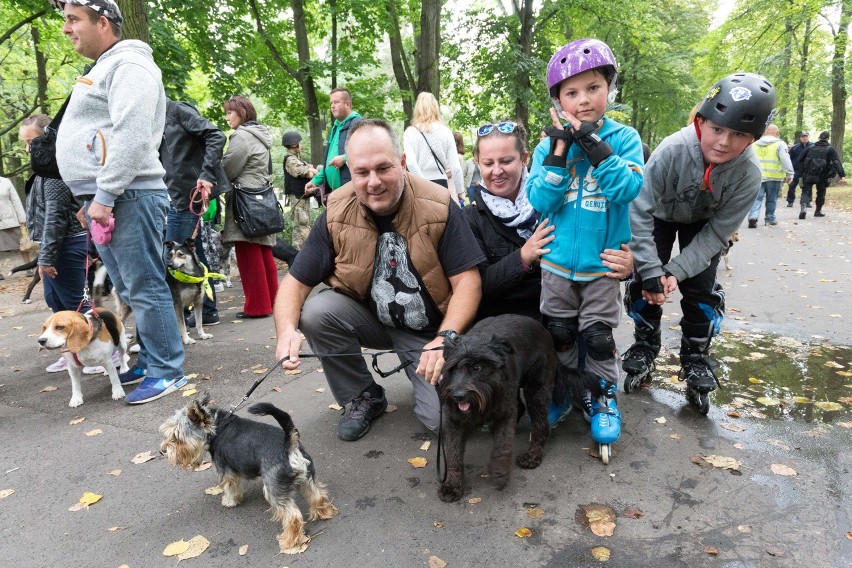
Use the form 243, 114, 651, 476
119, 364, 146, 386
548, 398, 572, 428
125, 376, 187, 405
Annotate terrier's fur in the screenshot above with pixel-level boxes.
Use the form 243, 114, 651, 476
165, 239, 213, 345
722, 231, 739, 270
437, 314, 567, 502
159, 395, 338, 552
37, 308, 130, 407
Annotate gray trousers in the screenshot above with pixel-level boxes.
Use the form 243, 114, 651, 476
540, 272, 622, 384
300, 289, 441, 431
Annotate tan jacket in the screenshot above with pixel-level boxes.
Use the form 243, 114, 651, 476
326, 174, 452, 314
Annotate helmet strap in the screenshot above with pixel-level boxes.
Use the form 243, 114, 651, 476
693, 116, 714, 193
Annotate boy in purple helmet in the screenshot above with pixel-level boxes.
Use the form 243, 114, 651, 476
527, 38, 644, 461
622, 73, 776, 415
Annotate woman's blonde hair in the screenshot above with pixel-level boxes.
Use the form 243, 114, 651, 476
412, 91, 442, 132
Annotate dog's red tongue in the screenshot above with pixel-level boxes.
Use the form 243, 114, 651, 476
458, 401, 470, 412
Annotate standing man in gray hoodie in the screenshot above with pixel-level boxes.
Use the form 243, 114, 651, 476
52, 0, 188, 404
746, 124, 793, 227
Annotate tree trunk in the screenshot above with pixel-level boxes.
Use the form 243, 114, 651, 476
115, 0, 149, 43
795, 18, 813, 135
778, 18, 794, 126
386, 0, 414, 125
32, 25, 49, 115
415, 0, 441, 98
512, 0, 534, 130
330, 0, 338, 90
292, 0, 323, 164
830, 0, 850, 160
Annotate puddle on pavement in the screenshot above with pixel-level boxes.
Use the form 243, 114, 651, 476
651, 330, 852, 424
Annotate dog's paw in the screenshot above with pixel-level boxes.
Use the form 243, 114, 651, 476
489, 474, 509, 491
221, 494, 241, 508
111, 389, 126, 401
69, 396, 84, 408
311, 501, 339, 519
198, 332, 213, 340
128, 344, 140, 354
22, 299, 32, 304
516, 451, 543, 470
182, 336, 196, 345
438, 484, 464, 502
725, 264, 733, 270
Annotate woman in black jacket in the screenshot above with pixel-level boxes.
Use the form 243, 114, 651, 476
464, 120, 633, 322
20, 115, 89, 373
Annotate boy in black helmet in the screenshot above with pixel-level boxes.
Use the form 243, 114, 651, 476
622, 73, 777, 414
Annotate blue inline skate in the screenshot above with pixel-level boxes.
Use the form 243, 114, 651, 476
586, 379, 621, 464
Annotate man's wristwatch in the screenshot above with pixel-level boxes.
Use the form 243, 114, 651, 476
437, 329, 459, 342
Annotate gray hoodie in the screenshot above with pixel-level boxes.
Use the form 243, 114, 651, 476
630, 125, 761, 283
56, 40, 167, 205
754, 135, 794, 181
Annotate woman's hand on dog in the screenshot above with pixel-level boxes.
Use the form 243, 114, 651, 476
416, 337, 446, 385
275, 330, 303, 370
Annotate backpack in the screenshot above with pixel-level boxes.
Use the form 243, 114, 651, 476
802, 145, 831, 182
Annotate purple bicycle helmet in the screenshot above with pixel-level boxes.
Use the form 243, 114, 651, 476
696, 73, 776, 139
547, 39, 618, 98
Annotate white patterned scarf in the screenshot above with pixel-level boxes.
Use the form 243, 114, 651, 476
479, 168, 537, 239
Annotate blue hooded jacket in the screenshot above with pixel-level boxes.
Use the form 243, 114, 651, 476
527, 117, 644, 281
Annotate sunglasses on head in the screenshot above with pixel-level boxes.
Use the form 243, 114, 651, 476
477, 121, 518, 137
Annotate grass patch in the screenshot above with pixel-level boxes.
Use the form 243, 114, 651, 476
829, 183, 852, 213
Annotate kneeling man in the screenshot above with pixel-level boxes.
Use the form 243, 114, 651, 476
274, 119, 484, 440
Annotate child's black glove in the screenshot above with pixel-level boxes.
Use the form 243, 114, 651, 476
642, 278, 665, 293
571, 122, 613, 167
543, 127, 573, 168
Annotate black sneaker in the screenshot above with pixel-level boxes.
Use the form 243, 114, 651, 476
747, 219, 757, 229
799, 211, 807, 220
185, 312, 221, 327
814, 211, 825, 217
337, 389, 388, 441
786, 202, 793, 207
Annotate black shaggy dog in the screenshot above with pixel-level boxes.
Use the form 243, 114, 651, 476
437, 314, 567, 502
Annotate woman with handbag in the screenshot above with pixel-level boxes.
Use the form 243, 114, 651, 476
402, 92, 464, 205
222, 95, 278, 319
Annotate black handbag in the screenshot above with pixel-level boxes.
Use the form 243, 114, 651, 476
232, 182, 285, 238
30, 95, 71, 180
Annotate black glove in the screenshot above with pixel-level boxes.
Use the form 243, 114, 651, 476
642, 277, 665, 293
542, 127, 573, 168
571, 121, 613, 167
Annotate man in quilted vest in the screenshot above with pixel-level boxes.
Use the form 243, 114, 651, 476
274, 119, 484, 441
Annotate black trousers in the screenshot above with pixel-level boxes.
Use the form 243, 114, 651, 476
799, 180, 828, 210
786, 174, 801, 204
625, 218, 725, 345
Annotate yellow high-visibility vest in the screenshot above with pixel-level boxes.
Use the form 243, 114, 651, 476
755, 141, 786, 180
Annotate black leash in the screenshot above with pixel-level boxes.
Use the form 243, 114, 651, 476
227, 346, 443, 415
434, 396, 447, 483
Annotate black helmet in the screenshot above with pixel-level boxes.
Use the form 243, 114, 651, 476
282, 131, 302, 147
696, 73, 776, 139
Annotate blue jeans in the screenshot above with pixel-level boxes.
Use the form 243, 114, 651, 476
165, 207, 217, 317
88, 189, 184, 380
42, 232, 87, 312
748, 180, 781, 223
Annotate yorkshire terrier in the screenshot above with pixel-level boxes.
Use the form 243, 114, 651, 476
159, 394, 338, 552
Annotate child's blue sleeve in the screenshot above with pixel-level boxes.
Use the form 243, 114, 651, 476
591, 128, 644, 205
527, 137, 570, 214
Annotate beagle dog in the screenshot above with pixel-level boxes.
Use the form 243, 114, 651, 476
37, 309, 130, 407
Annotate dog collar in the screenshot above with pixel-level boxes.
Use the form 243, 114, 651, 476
69, 314, 98, 368
168, 263, 227, 301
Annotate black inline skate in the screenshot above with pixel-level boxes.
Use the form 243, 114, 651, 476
678, 338, 720, 415
621, 326, 660, 393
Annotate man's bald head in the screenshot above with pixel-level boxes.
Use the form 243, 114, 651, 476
765, 124, 779, 137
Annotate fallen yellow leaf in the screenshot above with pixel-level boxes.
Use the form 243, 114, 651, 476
407, 457, 427, 468
85, 429, 103, 437
108, 526, 127, 532
526, 507, 545, 519
756, 397, 780, 406
69, 416, 85, 425
163, 539, 190, 557
278, 531, 309, 554
433, 522, 444, 528
385, 404, 398, 413
591, 546, 611, 561
590, 521, 615, 537
653, 416, 666, 424
748, 377, 763, 384
271, 386, 282, 392
420, 441, 431, 451
253, 368, 269, 374
836, 422, 852, 429
238, 544, 248, 556
515, 527, 533, 538
182, 388, 198, 397
69, 491, 102, 511
107, 469, 121, 476
737, 524, 752, 533
204, 485, 224, 495
670, 433, 682, 440
824, 361, 844, 368
316, 387, 326, 393
40, 386, 57, 392
704, 546, 719, 556
284, 369, 301, 375
428, 556, 448, 568
185, 373, 199, 379
770, 463, 797, 476
468, 497, 481, 504
178, 535, 210, 561
131, 451, 156, 464
815, 401, 842, 411
0, 489, 14, 499
329, 403, 343, 411
180, 383, 196, 391
719, 422, 746, 432
791, 397, 812, 404
703, 455, 741, 470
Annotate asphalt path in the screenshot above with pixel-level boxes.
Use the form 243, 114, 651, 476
0, 202, 850, 567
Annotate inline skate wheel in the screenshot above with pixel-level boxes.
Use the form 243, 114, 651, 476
599, 443, 610, 465
697, 391, 710, 415
623, 374, 639, 394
